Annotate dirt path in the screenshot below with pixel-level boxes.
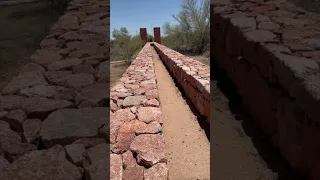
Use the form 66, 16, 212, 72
211, 77, 305, 180
152, 47, 210, 180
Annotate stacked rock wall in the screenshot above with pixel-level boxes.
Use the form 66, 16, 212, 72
211, 0, 320, 179
110, 43, 168, 179
153, 43, 210, 123
0, 0, 110, 179
0, 0, 45, 6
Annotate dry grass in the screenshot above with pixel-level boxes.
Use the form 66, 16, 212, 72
187, 55, 210, 66
110, 62, 130, 87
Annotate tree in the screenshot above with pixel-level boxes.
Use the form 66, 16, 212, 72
148, 34, 154, 42
110, 27, 142, 62
162, 0, 210, 54
111, 27, 131, 48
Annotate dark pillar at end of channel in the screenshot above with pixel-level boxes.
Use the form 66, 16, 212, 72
140, 28, 147, 47
154, 27, 161, 44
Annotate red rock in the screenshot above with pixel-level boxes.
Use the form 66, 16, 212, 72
2, 72, 48, 95
144, 99, 160, 107
123, 166, 144, 180
140, 79, 156, 85
59, 48, 73, 57
40, 108, 108, 148
122, 96, 146, 107
141, 83, 157, 91
83, 59, 100, 67
65, 144, 86, 166
112, 120, 147, 153
136, 121, 162, 135
130, 107, 137, 114
124, 84, 140, 90
110, 154, 123, 180
19, 85, 66, 98
0, 95, 25, 111
114, 92, 133, 99
127, 80, 136, 84
119, 77, 130, 83
72, 64, 94, 74
110, 100, 119, 112
144, 163, 169, 180
47, 57, 83, 71
54, 88, 76, 102
111, 83, 129, 93
3, 109, 27, 132
75, 83, 109, 107
134, 88, 146, 95
22, 119, 42, 144
137, 107, 163, 123
30, 49, 62, 66
72, 138, 106, 149
145, 89, 159, 99
110, 109, 136, 143
123, 151, 137, 168
21, 97, 73, 115
66, 42, 100, 58
117, 99, 123, 107
114, 108, 136, 122
64, 73, 95, 89
0, 145, 81, 180
19, 63, 45, 74
0, 156, 10, 171
44, 70, 72, 84
95, 61, 109, 82
130, 134, 166, 167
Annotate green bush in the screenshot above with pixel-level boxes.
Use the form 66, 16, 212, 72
110, 27, 142, 63
148, 35, 154, 42
162, 0, 210, 55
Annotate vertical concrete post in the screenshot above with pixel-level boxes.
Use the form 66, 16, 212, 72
154, 27, 161, 44
140, 28, 147, 47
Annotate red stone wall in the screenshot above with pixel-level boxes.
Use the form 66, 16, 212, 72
140, 28, 147, 47
110, 43, 168, 179
211, 0, 320, 179
153, 43, 210, 123
0, 0, 44, 6
0, 0, 110, 179
154, 27, 161, 44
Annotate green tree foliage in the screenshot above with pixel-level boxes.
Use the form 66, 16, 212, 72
148, 34, 154, 42
162, 0, 210, 55
110, 27, 142, 63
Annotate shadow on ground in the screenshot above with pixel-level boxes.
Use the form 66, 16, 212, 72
211, 57, 307, 180
157, 51, 210, 142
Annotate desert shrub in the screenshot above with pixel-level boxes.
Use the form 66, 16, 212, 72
162, 0, 210, 55
110, 27, 142, 63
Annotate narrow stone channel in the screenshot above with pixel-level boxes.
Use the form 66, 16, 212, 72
211, 71, 306, 180
151, 47, 210, 180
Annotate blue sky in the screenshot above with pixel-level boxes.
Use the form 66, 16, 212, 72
110, 0, 183, 38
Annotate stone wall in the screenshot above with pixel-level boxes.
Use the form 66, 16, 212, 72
153, 43, 210, 123
211, 0, 320, 179
0, 0, 45, 6
110, 43, 168, 179
0, 0, 109, 179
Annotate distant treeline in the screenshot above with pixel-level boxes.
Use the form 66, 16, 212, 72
162, 0, 210, 56
110, 0, 210, 62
